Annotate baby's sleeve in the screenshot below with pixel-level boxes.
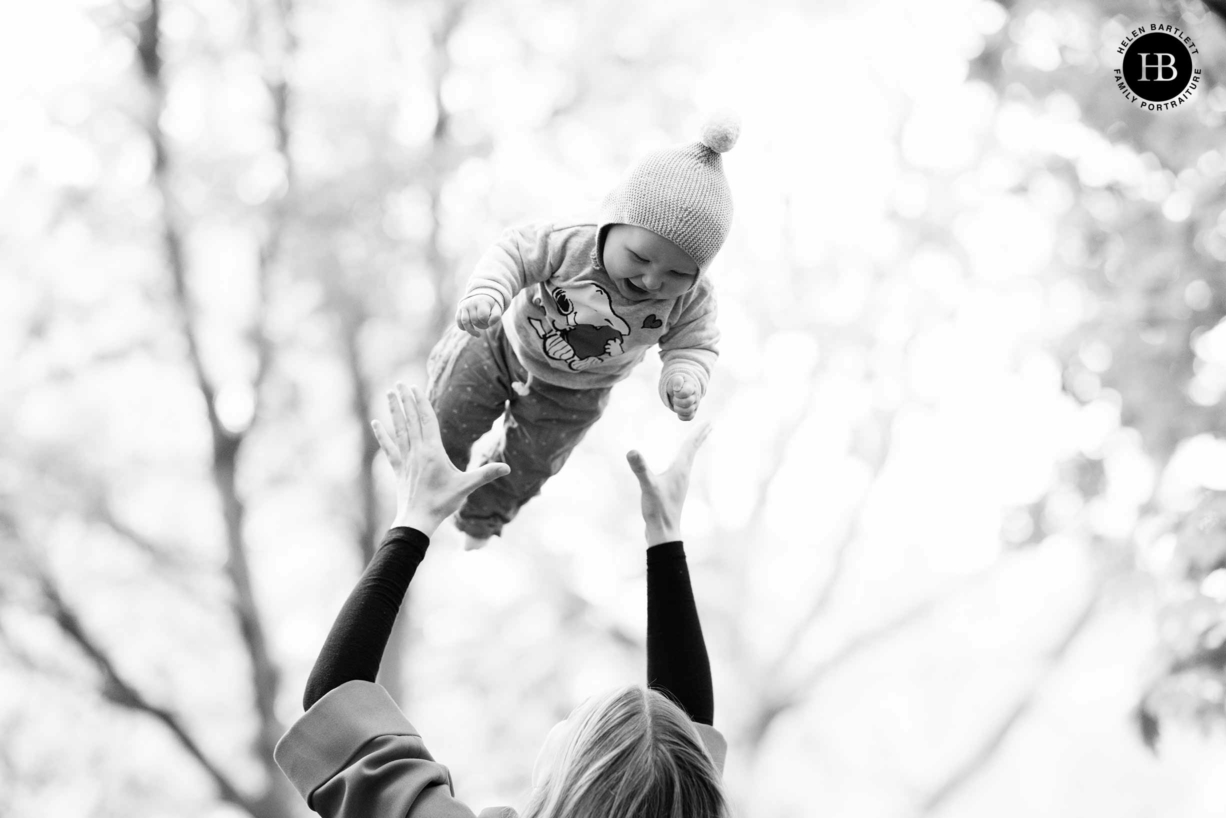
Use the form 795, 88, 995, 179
462, 223, 557, 309
657, 281, 720, 408
274, 681, 479, 818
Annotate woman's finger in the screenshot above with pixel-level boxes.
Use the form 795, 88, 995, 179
466, 461, 511, 492
626, 450, 654, 487
677, 422, 712, 469
388, 389, 409, 445
371, 420, 402, 468
396, 382, 423, 448
410, 385, 444, 447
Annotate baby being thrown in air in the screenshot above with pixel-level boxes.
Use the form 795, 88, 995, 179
424, 113, 740, 549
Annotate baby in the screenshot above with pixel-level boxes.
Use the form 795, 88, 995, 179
426, 114, 739, 549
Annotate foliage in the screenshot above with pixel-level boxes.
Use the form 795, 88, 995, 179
4, 0, 1226, 816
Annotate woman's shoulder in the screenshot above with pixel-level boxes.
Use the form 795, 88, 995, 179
275, 682, 490, 817
477, 808, 519, 818
693, 722, 728, 774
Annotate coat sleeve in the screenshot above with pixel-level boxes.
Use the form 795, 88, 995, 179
693, 723, 728, 775
274, 681, 480, 818
461, 223, 557, 310
657, 279, 719, 408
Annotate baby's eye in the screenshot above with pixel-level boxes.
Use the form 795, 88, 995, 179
629, 251, 646, 263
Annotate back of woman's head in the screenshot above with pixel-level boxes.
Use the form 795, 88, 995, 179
523, 684, 727, 818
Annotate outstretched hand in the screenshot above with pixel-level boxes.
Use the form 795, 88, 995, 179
626, 423, 712, 546
371, 383, 510, 536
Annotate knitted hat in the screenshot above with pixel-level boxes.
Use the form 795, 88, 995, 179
596, 112, 740, 275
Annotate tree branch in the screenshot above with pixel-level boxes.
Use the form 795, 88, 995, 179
246, 0, 298, 407
918, 580, 1104, 815
763, 407, 898, 681
130, 0, 284, 775
86, 500, 219, 607
36, 571, 257, 813
339, 314, 381, 568
84, 491, 204, 568
536, 555, 643, 652
744, 562, 1004, 749
335, 303, 409, 701
421, 0, 472, 351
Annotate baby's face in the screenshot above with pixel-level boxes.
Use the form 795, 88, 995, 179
602, 224, 698, 301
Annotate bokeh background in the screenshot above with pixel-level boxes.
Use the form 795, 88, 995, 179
4, 0, 1226, 815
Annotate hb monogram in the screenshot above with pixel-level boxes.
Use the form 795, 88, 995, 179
1137, 53, 1177, 81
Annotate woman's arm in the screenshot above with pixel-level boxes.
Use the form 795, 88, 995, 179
301, 384, 509, 710
646, 540, 713, 725
627, 425, 715, 725
302, 527, 429, 710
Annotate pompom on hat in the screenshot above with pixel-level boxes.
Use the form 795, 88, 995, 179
596, 111, 740, 275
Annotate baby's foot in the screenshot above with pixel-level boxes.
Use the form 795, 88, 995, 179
463, 533, 492, 551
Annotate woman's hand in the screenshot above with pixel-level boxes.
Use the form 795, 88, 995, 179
371, 383, 510, 536
626, 423, 712, 546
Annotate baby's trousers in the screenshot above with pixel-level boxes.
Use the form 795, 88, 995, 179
425, 322, 612, 538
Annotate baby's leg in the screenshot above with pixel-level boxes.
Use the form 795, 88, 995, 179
455, 377, 612, 538
425, 323, 518, 474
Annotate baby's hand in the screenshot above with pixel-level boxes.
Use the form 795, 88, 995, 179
456, 295, 503, 336
666, 374, 701, 422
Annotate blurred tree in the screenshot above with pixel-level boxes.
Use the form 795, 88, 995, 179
968, 0, 1226, 770
0, 0, 713, 812
13, 0, 302, 814
4, 0, 1226, 815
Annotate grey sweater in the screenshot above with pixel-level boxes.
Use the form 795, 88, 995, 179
462, 221, 719, 406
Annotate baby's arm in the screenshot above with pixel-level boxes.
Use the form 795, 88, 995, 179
457, 224, 556, 335
658, 283, 719, 420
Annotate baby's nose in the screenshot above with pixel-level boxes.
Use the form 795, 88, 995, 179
641, 272, 661, 290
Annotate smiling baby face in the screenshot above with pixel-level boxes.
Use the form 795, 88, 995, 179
601, 224, 698, 301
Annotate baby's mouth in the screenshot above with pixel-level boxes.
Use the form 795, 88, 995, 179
624, 279, 651, 298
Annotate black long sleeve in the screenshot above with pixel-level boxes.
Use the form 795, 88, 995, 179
646, 541, 714, 725
302, 527, 430, 711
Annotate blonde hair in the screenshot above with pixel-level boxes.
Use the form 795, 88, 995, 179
522, 684, 727, 818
